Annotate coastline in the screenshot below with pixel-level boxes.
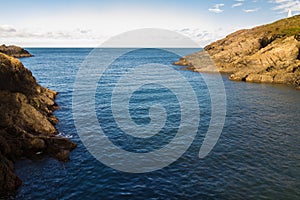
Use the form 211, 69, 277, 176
6, 47, 300, 200
0, 50, 76, 197
174, 15, 300, 90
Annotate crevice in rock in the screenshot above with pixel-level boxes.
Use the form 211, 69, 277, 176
241, 75, 248, 82
266, 66, 275, 72
293, 65, 300, 73
294, 34, 300, 41
297, 48, 300, 60
259, 35, 280, 49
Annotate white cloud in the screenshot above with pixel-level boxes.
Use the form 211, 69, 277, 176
0, 25, 16, 33
232, 0, 245, 8
269, 0, 300, 13
232, 3, 243, 7
176, 27, 230, 47
0, 26, 97, 40
208, 4, 225, 13
243, 7, 260, 12
0, 25, 108, 47
0, 5, 219, 47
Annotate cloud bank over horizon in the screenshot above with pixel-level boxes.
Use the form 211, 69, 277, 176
0, 0, 298, 47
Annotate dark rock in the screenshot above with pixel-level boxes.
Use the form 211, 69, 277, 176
0, 134, 11, 156
0, 154, 22, 197
29, 138, 46, 149
54, 150, 71, 162
0, 44, 32, 58
0, 52, 76, 195
295, 34, 300, 41
0, 53, 39, 95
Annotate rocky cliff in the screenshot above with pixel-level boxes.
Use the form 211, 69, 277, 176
0, 44, 33, 58
0, 53, 76, 197
174, 15, 300, 88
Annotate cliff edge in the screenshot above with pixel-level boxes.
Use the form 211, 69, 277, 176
0, 52, 76, 197
174, 15, 300, 88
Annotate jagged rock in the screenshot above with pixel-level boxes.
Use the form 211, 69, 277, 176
175, 15, 300, 89
0, 154, 22, 195
261, 75, 274, 83
0, 44, 32, 58
54, 150, 71, 161
0, 52, 40, 94
245, 74, 262, 83
0, 52, 76, 196
173, 58, 191, 66
174, 51, 219, 72
29, 138, 46, 149
273, 73, 296, 84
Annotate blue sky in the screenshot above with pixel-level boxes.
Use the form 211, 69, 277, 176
0, 0, 299, 47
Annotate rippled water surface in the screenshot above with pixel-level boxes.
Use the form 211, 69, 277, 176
14, 48, 300, 199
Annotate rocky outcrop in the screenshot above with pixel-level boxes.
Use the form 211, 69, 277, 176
0, 44, 33, 58
0, 53, 76, 197
174, 15, 300, 88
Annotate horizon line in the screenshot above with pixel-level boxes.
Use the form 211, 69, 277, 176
23, 46, 204, 49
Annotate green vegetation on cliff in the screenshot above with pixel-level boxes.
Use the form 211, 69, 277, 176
255, 15, 300, 37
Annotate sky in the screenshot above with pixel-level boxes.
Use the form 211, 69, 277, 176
0, 0, 299, 47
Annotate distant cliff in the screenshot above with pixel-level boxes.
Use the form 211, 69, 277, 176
0, 52, 76, 197
0, 44, 33, 58
174, 15, 300, 89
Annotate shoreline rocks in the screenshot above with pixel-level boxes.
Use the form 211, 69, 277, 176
174, 15, 300, 89
0, 44, 33, 58
0, 52, 76, 197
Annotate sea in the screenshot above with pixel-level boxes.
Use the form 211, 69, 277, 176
13, 48, 300, 199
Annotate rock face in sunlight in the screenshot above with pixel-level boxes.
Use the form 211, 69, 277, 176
0, 44, 33, 58
0, 53, 76, 196
174, 15, 300, 88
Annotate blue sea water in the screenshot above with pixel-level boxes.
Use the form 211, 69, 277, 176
14, 48, 300, 199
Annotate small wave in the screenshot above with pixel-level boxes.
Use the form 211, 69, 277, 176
58, 132, 74, 139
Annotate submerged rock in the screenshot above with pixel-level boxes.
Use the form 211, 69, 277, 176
0, 52, 76, 197
0, 44, 33, 58
174, 15, 300, 89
